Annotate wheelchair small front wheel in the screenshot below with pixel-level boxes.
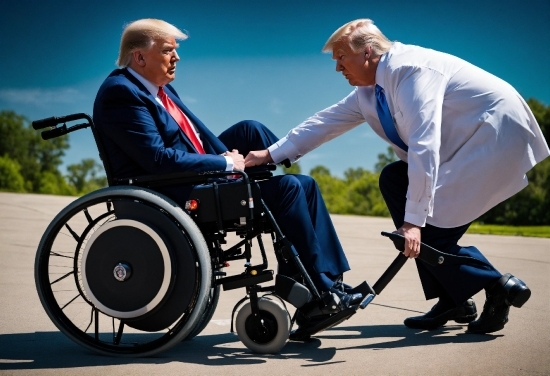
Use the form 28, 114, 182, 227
235, 298, 290, 354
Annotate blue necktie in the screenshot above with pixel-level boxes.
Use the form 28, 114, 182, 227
375, 84, 408, 152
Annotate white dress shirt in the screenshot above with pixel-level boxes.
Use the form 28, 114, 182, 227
268, 42, 550, 228
126, 68, 234, 171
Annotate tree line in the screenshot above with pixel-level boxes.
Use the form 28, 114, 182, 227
1, 98, 548, 225
0, 110, 106, 196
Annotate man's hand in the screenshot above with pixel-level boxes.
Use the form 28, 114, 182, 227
244, 149, 273, 167
396, 222, 421, 258
225, 149, 245, 171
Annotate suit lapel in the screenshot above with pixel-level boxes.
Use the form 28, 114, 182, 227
163, 85, 228, 154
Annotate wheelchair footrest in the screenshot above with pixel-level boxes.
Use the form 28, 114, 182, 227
219, 270, 274, 291
289, 307, 357, 341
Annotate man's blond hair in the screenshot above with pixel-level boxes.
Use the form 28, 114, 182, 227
117, 19, 187, 67
322, 19, 392, 56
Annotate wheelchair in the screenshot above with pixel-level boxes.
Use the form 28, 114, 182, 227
32, 113, 462, 357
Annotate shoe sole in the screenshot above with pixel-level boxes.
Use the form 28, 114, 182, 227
467, 317, 508, 334
502, 273, 531, 308
508, 286, 531, 308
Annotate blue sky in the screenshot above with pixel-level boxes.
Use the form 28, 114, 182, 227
1, 0, 549, 176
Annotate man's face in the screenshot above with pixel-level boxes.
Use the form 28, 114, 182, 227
332, 39, 375, 86
139, 36, 180, 87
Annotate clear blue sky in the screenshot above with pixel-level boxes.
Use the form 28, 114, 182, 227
1, 0, 548, 176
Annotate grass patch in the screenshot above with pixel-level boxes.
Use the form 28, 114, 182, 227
467, 223, 550, 238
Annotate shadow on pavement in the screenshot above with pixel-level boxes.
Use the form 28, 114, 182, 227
0, 325, 497, 370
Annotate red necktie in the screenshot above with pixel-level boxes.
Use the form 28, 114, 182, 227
158, 87, 205, 154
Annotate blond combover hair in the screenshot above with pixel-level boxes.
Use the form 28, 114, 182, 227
116, 19, 188, 67
322, 19, 393, 56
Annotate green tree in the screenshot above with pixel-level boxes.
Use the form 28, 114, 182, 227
344, 167, 389, 217
0, 155, 26, 192
309, 165, 390, 217
38, 171, 76, 196
282, 161, 301, 175
66, 158, 108, 194
374, 146, 398, 173
310, 166, 350, 213
0, 110, 70, 193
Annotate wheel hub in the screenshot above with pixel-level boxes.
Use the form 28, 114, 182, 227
81, 219, 172, 319
113, 262, 132, 282
245, 311, 279, 344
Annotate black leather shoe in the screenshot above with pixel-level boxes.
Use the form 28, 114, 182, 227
404, 298, 477, 330
329, 287, 363, 308
468, 273, 530, 334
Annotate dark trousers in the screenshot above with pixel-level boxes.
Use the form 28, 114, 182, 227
379, 161, 501, 305
218, 121, 350, 290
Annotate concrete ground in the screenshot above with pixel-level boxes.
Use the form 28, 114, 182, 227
0, 191, 549, 375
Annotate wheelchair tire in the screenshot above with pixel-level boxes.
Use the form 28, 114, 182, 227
235, 298, 290, 354
34, 186, 212, 357
185, 284, 221, 340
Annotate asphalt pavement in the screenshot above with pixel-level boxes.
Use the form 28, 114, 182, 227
0, 192, 549, 375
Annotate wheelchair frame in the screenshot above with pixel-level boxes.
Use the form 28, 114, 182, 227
32, 113, 463, 357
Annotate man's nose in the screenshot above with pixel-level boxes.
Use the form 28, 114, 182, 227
335, 61, 343, 72
173, 51, 180, 62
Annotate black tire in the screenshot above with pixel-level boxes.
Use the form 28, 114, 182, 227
235, 298, 290, 354
34, 186, 212, 357
185, 284, 221, 340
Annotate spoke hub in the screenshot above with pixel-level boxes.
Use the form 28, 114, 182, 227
113, 262, 132, 282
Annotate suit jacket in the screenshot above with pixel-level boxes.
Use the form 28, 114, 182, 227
93, 68, 229, 203
268, 43, 550, 228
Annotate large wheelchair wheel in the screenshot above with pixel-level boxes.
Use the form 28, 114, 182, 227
186, 284, 221, 340
34, 186, 212, 357
235, 298, 290, 354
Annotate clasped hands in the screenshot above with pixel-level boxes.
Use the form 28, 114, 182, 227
224, 149, 273, 171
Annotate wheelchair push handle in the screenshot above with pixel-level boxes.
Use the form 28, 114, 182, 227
32, 113, 93, 140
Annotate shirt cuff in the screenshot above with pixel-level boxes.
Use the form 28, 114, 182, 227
404, 198, 430, 227
268, 137, 302, 164
224, 156, 234, 171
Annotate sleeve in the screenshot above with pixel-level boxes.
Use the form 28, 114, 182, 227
268, 90, 366, 164
393, 66, 447, 226
97, 83, 228, 175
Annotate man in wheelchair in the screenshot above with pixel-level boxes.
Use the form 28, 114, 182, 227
93, 18, 364, 325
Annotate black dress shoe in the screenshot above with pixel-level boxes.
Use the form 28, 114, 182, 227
404, 298, 477, 330
329, 287, 363, 308
468, 273, 530, 334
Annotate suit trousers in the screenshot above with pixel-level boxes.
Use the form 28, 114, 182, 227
379, 161, 502, 305
218, 121, 350, 290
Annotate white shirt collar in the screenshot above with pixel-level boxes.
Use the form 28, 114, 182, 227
375, 42, 399, 90
127, 67, 160, 97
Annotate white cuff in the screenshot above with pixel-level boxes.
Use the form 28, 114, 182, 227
404, 198, 430, 227
404, 212, 427, 227
224, 156, 234, 171
268, 137, 302, 164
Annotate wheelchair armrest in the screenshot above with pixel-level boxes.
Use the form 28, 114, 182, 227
113, 171, 228, 188
113, 165, 277, 188
244, 164, 277, 180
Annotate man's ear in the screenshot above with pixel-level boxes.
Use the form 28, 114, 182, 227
132, 51, 146, 67
365, 46, 372, 59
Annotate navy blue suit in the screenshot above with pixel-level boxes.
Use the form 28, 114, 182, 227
93, 68, 350, 290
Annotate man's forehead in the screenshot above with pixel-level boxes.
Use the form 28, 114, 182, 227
331, 40, 352, 57
154, 36, 179, 48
